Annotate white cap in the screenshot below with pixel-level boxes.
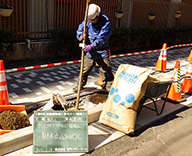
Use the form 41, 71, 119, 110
88, 4, 101, 20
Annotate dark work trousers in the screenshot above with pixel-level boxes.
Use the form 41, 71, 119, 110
78, 55, 114, 92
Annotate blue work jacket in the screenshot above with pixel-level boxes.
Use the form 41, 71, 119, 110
77, 13, 112, 59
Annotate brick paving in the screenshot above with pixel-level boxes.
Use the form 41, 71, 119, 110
6, 46, 191, 104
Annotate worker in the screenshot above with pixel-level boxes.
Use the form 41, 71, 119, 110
73, 3, 114, 92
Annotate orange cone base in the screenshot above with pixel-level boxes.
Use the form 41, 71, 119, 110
97, 81, 104, 86
0, 90, 10, 105
166, 85, 186, 103
97, 75, 104, 86
0, 105, 26, 114
181, 78, 192, 94
154, 68, 169, 72
154, 59, 169, 72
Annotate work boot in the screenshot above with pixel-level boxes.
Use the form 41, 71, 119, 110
104, 81, 113, 92
72, 86, 84, 93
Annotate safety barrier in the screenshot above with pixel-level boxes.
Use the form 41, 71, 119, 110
5, 43, 192, 73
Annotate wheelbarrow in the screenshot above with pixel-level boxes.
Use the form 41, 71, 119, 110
137, 79, 173, 115
137, 74, 191, 116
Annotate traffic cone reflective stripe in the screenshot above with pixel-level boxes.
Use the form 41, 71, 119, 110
162, 49, 167, 71
175, 67, 181, 93
181, 58, 192, 93
187, 48, 192, 61
171, 61, 181, 92
167, 61, 185, 102
155, 50, 163, 71
0, 60, 10, 105
155, 43, 168, 72
171, 60, 180, 80
186, 59, 192, 75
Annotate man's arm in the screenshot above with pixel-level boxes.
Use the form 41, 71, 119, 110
76, 21, 84, 40
91, 21, 112, 49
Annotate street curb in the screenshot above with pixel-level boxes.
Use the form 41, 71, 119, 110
2, 96, 192, 155
0, 105, 104, 155
0, 126, 33, 155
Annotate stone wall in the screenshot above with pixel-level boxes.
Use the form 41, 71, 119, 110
3, 40, 55, 63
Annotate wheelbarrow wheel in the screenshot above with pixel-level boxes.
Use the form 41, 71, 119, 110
137, 96, 147, 116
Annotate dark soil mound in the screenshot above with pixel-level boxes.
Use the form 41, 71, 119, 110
51, 91, 109, 110
89, 92, 108, 104
0, 111, 31, 130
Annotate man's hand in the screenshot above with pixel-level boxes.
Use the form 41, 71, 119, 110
84, 44, 93, 52
78, 36, 83, 41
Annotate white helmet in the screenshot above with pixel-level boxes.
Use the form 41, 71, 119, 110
88, 4, 101, 20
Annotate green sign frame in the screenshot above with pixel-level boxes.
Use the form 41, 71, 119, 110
33, 110, 88, 153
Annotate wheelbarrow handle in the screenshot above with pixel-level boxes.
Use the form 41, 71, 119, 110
173, 75, 191, 83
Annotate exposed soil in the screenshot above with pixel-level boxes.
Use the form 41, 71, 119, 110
0, 111, 31, 130
0, 92, 108, 131
88, 92, 108, 104
51, 91, 109, 110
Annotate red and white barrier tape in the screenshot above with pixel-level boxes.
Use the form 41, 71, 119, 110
5, 43, 192, 73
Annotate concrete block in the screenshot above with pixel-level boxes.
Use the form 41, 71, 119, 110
88, 104, 104, 124
0, 105, 103, 155
0, 126, 33, 155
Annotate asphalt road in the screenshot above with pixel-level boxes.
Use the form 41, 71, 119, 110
83, 106, 192, 156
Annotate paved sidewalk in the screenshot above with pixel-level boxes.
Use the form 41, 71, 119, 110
6, 46, 191, 104
4, 46, 192, 156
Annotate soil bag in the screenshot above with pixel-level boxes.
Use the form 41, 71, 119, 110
99, 64, 150, 134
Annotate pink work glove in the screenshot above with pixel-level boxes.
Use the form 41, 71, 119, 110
78, 36, 83, 41
84, 44, 93, 52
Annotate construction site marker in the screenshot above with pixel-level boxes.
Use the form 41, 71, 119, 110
5, 43, 192, 73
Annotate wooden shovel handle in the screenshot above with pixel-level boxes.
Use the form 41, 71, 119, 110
75, 0, 91, 110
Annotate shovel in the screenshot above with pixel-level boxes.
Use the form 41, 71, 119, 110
72, 0, 91, 110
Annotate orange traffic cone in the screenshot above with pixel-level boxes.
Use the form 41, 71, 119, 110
155, 43, 168, 72
0, 60, 10, 105
95, 49, 111, 87
186, 48, 192, 61
95, 75, 104, 86
181, 58, 192, 93
166, 61, 185, 102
